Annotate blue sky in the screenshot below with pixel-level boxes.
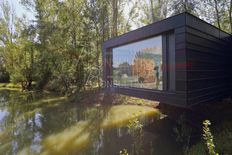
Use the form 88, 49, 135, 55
7, 0, 35, 20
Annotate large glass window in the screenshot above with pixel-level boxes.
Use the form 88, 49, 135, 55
113, 36, 163, 90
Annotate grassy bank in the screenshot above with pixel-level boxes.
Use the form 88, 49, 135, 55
68, 90, 159, 107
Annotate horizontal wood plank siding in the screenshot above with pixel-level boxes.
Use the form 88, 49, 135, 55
185, 14, 232, 106
174, 26, 187, 106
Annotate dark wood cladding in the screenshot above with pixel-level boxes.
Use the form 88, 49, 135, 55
185, 13, 232, 106
103, 12, 232, 108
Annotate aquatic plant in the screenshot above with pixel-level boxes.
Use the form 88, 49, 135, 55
127, 112, 143, 134
120, 149, 129, 155
202, 120, 218, 155
127, 112, 144, 155
119, 112, 145, 155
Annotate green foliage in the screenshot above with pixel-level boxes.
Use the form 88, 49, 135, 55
214, 121, 232, 154
170, 0, 198, 15
187, 141, 207, 155
0, 1, 40, 90
188, 120, 232, 155
202, 120, 219, 155
1, 0, 109, 93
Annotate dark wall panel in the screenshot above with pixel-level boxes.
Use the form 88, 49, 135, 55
175, 27, 187, 97
185, 13, 232, 106
167, 33, 176, 91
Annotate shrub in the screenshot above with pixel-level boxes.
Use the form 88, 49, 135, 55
202, 120, 218, 155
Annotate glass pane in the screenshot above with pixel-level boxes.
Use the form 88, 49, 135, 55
113, 36, 163, 90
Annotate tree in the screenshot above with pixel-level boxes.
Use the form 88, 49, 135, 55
138, 0, 169, 25
169, 0, 198, 15
0, 1, 18, 84
229, 0, 232, 32
198, 0, 232, 32
4, 15, 39, 89
0, 0, 231, 95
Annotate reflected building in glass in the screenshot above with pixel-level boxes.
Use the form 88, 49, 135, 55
112, 36, 163, 90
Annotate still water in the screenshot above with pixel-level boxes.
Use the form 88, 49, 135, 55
0, 90, 182, 155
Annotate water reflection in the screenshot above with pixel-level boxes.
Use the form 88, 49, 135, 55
0, 90, 181, 155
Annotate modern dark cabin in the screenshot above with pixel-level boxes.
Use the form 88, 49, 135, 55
102, 12, 232, 108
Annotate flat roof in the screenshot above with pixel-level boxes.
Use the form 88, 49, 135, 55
103, 12, 231, 49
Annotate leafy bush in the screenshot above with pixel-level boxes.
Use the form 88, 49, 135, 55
188, 120, 232, 155
187, 142, 207, 155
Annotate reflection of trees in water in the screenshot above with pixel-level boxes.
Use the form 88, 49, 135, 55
127, 113, 145, 155
0, 90, 67, 154
0, 90, 43, 154
0, 90, 161, 155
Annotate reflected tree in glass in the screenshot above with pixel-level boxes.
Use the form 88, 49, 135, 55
113, 36, 163, 90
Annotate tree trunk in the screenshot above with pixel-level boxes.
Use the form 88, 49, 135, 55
72, 0, 77, 50
214, 0, 221, 30
27, 46, 34, 91
150, 0, 155, 22
229, 0, 232, 33
112, 0, 118, 37
27, 81, 32, 90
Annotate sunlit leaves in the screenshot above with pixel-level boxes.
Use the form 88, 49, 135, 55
203, 120, 219, 155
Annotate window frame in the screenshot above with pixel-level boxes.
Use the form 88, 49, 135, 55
111, 35, 164, 90
104, 32, 176, 93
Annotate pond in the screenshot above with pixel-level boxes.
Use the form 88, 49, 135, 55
0, 89, 182, 155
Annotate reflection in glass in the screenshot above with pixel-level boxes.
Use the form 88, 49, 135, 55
113, 36, 163, 90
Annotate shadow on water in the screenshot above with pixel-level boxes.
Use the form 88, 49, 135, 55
0, 89, 182, 155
